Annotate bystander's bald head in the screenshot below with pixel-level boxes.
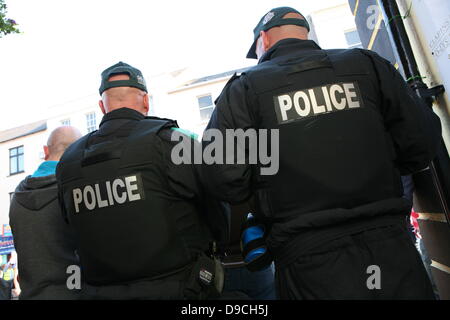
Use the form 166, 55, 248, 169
45, 126, 82, 161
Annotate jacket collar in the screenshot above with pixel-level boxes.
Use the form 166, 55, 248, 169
99, 107, 145, 127
259, 39, 322, 63
31, 161, 59, 178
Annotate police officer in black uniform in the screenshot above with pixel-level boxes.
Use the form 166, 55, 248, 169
202, 7, 442, 299
56, 62, 223, 299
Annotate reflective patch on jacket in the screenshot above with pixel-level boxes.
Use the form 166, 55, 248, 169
274, 82, 364, 124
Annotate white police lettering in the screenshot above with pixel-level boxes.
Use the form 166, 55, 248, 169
263, 12, 275, 25
274, 82, 363, 124
72, 174, 143, 214
137, 75, 145, 86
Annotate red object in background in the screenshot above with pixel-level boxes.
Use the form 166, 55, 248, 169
410, 209, 422, 239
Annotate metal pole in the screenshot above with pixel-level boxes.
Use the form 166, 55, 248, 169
380, 0, 450, 226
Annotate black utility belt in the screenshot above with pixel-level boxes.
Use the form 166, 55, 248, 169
274, 215, 406, 269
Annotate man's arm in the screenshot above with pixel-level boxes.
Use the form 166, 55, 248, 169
159, 128, 203, 201
367, 51, 442, 175
12, 265, 20, 296
201, 74, 256, 204
160, 128, 231, 244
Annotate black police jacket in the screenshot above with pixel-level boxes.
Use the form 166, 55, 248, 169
202, 39, 442, 257
56, 108, 213, 286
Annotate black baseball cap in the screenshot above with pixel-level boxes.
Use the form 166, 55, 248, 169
247, 6, 310, 59
99, 61, 147, 95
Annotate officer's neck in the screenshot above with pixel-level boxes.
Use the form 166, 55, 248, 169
101, 107, 146, 126
259, 39, 320, 63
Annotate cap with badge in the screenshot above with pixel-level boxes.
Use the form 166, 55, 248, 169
99, 61, 147, 95
247, 6, 310, 59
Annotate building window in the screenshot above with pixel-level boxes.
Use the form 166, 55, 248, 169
197, 94, 214, 122
86, 112, 97, 133
61, 119, 71, 126
148, 95, 156, 116
9, 146, 24, 175
345, 29, 363, 49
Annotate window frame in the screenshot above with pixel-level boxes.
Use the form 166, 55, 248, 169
9, 145, 24, 176
197, 94, 214, 123
148, 95, 157, 116
344, 29, 363, 49
86, 112, 97, 133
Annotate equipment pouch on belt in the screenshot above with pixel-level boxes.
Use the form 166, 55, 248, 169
183, 253, 224, 300
241, 213, 273, 272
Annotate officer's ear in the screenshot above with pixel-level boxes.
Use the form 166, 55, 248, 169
99, 100, 106, 115
260, 31, 271, 51
143, 94, 149, 115
43, 145, 50, 161
256, 31, 270, 59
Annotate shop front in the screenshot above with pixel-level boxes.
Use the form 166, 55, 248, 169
0, 225, 14, 265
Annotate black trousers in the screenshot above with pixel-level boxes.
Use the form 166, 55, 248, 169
275, 224, 435, 300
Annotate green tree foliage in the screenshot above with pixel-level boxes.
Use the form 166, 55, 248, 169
0, 0, 20, 38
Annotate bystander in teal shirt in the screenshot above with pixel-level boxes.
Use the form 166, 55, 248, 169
31, 161, 58, 178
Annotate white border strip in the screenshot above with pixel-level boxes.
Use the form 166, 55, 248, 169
431, 260, 450, 275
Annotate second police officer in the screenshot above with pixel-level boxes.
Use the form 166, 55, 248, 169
201, 6, 442, 299
56, 62, 225, 299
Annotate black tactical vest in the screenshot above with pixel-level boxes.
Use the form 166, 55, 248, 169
57, 117, 209, 286
242, 48, 403, 224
